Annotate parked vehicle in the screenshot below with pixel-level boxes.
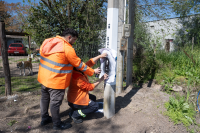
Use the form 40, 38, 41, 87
7, 43, 27, 56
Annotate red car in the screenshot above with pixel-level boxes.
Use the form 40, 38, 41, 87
7, 43, 27, 56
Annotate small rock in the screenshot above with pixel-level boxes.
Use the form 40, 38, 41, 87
22, 92, 32, 96
0, 96, 7, 102
172, 86, 183, 92
7, 94, 18, 100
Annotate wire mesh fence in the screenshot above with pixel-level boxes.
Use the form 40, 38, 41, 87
0, 36, 105, 95
0, 54, 41, 95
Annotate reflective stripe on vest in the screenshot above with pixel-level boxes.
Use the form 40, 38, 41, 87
76, 61, 88, 72
40, 56, 72, 67
76, 62, 83, 69
82, 65, 87, 72
40, 56, 72, 74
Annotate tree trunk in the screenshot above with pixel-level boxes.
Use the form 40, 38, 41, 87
0, 21, 12, 96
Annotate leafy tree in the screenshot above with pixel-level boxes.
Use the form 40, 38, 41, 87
0, 1, 30, 32
168, 0, 200, 47
136, 0, 173, 21
0, 1, 12, 29
173, 15, 200, 47
130, 1, 160, 82
169, 0, 200, 17
24, 0, 107, 58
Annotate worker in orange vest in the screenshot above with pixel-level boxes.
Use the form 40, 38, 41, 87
67, 53, 108, 124
38, 28, 101, 130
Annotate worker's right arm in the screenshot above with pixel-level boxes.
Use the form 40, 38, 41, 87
65, 47, 96, 76
93, 73, 108, 87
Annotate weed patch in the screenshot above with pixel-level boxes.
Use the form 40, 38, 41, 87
164, 95, 196, 128
8, 120, 17, 126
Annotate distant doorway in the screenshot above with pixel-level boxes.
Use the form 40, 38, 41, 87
165, 39, 173, 52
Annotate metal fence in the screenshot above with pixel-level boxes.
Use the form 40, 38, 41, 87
0, 54, 41, 95
0, 38, 105, 95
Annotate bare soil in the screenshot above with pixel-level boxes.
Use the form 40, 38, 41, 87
0, 56, 194, 133
0, 81, 192, 133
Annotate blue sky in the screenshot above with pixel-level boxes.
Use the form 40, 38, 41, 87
4, 0, 180, 22
5, 0, 39, 4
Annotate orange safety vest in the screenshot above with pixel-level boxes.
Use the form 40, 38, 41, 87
38, 36, 94, 89
67, 59, 95, 105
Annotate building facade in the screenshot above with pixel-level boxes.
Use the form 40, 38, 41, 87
146, 17, 183, 52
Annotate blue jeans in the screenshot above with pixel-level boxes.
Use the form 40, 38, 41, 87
68, 94, 99, 118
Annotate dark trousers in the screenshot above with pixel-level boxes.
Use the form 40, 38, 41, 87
68, 94, 99, 118
40, 84, 65, 126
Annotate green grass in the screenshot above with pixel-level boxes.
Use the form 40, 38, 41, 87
8, 120, 17, 126
88, 74, 99, 83
0, 75, 41, 95
8, 58, 15, 61
14, 58, 27, 62
155, 46, 200, 85
164, 95, 196, 128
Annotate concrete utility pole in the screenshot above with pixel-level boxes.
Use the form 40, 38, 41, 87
104, 0, 119, 119
116, 0, 125, 94
126, 0, 135, 86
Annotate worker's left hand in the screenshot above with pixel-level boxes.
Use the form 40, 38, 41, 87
94, 67, 101, 74
103, 73, 109, 80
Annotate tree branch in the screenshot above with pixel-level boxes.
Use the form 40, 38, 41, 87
41, 0, 63, 26
137, 3, 171, 7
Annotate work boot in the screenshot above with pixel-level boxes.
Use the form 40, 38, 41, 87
40, 116, 52, 126
53, 122, 72, 130
69, 111, 83, 124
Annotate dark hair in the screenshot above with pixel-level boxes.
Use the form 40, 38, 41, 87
60, 28, 78, 38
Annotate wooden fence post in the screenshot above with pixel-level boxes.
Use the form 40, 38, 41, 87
0, 21, 11, 96
192, 37, 194, 52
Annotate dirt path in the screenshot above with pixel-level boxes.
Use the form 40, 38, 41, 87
0, 82, 189, 133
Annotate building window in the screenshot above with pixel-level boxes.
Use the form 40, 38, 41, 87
14, 40, 22, 43
150, 25, 154, 29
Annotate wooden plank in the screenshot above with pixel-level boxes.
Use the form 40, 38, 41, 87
0, 21, 12, 96
5, 31, 29, 36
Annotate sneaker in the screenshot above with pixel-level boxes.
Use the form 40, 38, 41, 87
69, 112, 83, 124
40, 116, 52, 126
53, 122, 72, 130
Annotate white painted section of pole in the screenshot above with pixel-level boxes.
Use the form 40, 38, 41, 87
106, 3, 119, 51
103, 0, 119, 119
116, 0, 124, 94
124, 0, 126, 24
103, 83, 116, 119
126, 0, 135, 86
